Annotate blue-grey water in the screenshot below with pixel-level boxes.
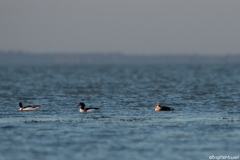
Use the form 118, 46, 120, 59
0, 64, 239, 160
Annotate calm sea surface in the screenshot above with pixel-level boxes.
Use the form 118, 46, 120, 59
0, 64, 239, 160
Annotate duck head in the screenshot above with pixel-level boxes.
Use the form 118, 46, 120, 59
154, 104, 161, 111
77, 102, 85, 109
19, 102, 23, 108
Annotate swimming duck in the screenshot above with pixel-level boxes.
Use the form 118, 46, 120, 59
19, 102, 40, 111
155, 104, 174, 111
77, 102, 100, 112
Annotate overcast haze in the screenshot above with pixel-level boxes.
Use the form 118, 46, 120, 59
0, 0, 240, 55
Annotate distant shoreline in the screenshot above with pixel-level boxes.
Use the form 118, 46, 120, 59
0, 52, 240, 65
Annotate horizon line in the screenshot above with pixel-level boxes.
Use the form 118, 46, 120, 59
0, 50, 240, 56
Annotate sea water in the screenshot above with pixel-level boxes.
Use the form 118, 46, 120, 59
0, 64, 239, 160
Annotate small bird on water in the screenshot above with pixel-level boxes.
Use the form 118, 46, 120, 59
154, 104, 174, 111
19, 102, 40, 111
77, 102, 100, 113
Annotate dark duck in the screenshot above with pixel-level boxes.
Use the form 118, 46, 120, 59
154, 104, 174, 111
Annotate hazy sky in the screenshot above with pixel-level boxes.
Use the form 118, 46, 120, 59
0, 0, 240, 55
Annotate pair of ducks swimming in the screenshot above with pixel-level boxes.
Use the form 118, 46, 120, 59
19, 102, 174, 112
18, 102, 98, 112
